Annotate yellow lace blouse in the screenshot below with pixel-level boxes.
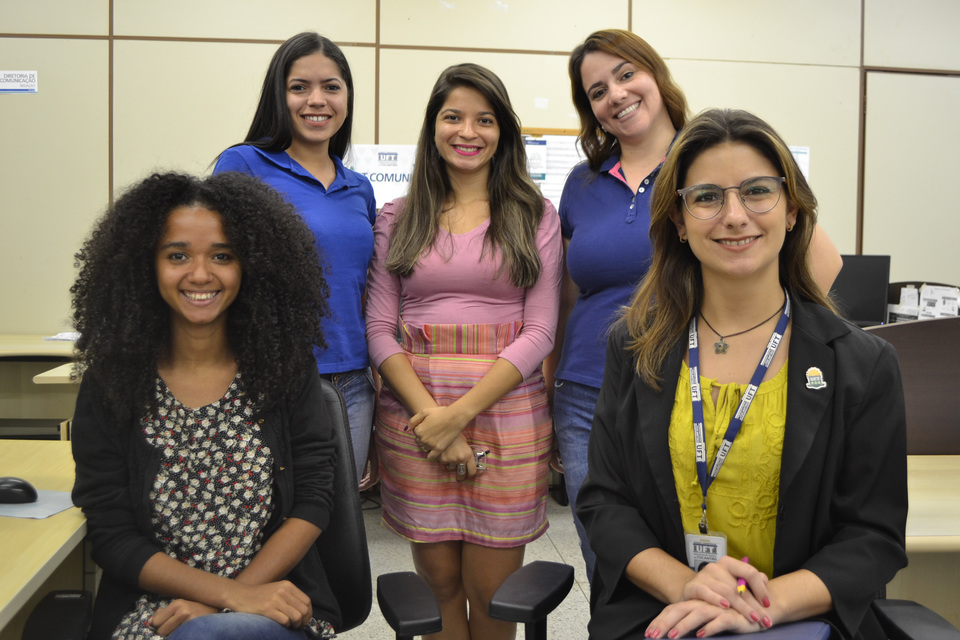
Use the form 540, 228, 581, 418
668, 360, 788, 578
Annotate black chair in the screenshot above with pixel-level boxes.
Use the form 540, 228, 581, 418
873, 599, 960, 640
377, 571, 443, 640
378, 560, 574, 640
22, 376, 371, 639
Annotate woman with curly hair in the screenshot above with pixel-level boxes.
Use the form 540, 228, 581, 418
365, 63, 563, 639
70, 171, 339, 640
578, 109, 906, 639
214, 32, 376, 482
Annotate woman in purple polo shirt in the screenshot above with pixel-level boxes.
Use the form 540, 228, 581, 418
215, 32, 376, 483
546, 29, 843, 580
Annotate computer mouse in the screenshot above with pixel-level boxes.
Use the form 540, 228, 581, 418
0, 476, 38, 504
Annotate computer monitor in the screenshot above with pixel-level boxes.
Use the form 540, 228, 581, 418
829, 255, 891, 327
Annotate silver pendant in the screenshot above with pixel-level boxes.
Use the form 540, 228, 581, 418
714, 339, 729, 355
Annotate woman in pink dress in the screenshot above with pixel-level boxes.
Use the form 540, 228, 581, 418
365, 63, 563, 640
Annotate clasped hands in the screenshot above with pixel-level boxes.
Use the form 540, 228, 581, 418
408, 405, 478, 481
647, 556, 772, 639
149, 580, 312, 636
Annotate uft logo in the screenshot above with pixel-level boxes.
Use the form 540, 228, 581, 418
805, 366, 827, 390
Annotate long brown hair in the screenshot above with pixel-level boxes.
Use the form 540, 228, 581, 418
385, 63, 545, 288
569, 29, 688, 172
623, 108, 833, 388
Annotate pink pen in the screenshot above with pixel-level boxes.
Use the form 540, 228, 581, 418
737, 556, 749, 594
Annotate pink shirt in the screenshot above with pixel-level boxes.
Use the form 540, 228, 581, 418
365, 198, 563, 379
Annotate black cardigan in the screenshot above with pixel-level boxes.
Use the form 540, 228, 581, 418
577, 297, 908, 640
71, 367, 338, 639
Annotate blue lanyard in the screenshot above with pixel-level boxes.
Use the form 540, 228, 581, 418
688, 291, 791, 534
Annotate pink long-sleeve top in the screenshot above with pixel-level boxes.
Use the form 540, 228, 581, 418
365, 198, 563, 380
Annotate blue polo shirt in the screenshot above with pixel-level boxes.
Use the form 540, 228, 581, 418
556, 155, 659, 388
214, 145, 377, 374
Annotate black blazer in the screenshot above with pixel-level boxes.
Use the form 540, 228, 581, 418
577, 297, 908, 640
72, 367, 339, 639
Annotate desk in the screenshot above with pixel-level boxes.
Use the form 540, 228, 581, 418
0, 334, 76, 359
0, 441, 86, 639
32, 363, 78, 385
0, 335, 77, 437
889, 455, 960, 627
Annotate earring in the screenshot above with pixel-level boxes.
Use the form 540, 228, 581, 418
786, 224, 794, 232
679, 236, 687, 244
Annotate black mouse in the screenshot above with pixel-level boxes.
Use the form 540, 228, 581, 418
0, 476, 39, 504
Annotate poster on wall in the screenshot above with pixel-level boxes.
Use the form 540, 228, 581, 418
523, 134, 586, 209
344, 145, 417, 209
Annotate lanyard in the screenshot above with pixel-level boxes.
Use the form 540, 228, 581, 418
688, 290, 791, 534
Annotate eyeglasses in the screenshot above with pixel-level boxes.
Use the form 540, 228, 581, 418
677, 176, 786, 220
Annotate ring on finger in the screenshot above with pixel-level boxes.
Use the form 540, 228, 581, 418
457, 463, 466, 476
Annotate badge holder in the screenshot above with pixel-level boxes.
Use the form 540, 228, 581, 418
684, 509, 727, 570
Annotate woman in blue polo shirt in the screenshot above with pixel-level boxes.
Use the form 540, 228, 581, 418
215, 32, 376, 482
547, 29, 843, 580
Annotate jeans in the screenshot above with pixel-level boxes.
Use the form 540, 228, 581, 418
166, 612, 308, 640
324, 367, 376, 485
553, 378, 600, 582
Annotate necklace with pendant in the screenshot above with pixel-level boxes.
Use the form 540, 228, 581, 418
700, 299, 787, 355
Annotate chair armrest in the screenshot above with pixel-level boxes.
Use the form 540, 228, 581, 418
22, 590, 92, 640
873, 599, 960, 640
488, 561, 574, 624
376, 571, 443, 637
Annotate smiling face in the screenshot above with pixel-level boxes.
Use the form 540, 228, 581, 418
156, 205, 241, 334
674, 141, 797, 286
579, 50, 672, 145
285, 52, 348, 154
433, 85, 500, 179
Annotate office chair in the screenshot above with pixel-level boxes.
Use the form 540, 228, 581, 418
377, 560, 575, 640
22, 377, 371, 639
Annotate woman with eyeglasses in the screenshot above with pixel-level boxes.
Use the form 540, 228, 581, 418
577, 108, 907, 640
214, 32, 376, 483
365, 63, 562, 639
547, 29, 843, 580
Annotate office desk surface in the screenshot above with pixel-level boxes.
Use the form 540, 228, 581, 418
32, 363, 78, 385
0, 334, 75, 359
905, 455, 960, 552
0, 440, 85, 631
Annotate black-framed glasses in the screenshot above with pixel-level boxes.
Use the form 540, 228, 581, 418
677, 176, 786, 220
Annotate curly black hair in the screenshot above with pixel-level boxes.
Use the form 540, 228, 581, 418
71, 171, 330, 427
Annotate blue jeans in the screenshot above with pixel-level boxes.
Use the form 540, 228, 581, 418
553, 378, 600, 582
325, 367, 376, 485
166, 612, 308, 640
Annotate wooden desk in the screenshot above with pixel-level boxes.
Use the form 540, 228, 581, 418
0, 441, 85, 638
889, 455, 960, 627
0, 335, 78, 438
32, 363, 78, 385
0, 334, 76, 359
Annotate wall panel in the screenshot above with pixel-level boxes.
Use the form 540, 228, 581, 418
864, 0, 960, 70
634, 0, 860, 67
381, 0, 626, 52
113, 0, 376, 42
0, 38, 109, 334
1, 0, 108, 36
863, 72, 960, 284
670, 60, 861, 252
112, 41, 376, 192
379, 49, 575, 146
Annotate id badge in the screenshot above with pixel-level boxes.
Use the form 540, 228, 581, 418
684, 531, 727, 571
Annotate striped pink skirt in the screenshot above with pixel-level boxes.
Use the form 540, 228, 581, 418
375, 321, 552, 547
